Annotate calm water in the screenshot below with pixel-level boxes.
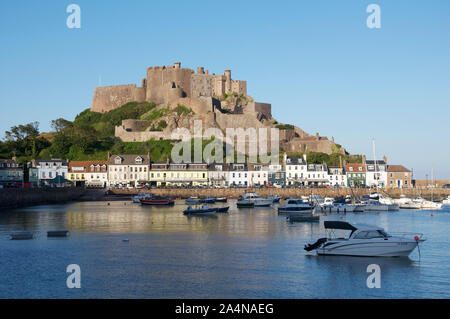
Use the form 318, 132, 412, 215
0, 200, 449, 299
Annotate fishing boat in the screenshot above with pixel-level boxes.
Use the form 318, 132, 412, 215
132, 193, 152, 203
304, 221, 425, 257
183, 205, 216, 215
237, 193, 272, 207
278, 198, 313, 214
140, 196, 174, 206
267, 195, 281, 203
213, 206, 230, 213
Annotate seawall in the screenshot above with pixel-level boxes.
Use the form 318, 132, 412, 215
110, 188, 450, 200
0, 188, 87, 210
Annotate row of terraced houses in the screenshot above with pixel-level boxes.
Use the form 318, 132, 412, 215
0, 154, 413, 189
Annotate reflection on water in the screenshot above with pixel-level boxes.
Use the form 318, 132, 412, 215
0, 201, 449, 298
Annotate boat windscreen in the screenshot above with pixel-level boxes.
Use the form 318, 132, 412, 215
324, 221, 357, 231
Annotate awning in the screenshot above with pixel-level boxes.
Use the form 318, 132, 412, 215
49, 176, 72, 184
324, 221, 357, 231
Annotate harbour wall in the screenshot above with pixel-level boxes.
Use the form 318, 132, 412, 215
110, 188, 450, 200
0, 188, 87, 210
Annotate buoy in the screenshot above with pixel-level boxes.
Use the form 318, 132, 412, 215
414, 236, 419, 241
431, 213, 434, 216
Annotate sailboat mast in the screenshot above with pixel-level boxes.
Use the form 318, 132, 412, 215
372, 138, 378, 191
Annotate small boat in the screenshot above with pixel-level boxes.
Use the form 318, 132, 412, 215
47, 230, 70, 237
322, 203, 356, 213
214, 206, 230, 213
304, 221, 425, 257
201, 196, 216, 204
185, 197, 202, 205
132, 193, 152, 203
400, 202, 422, 209
237, 193, 272, 207
442, 196, 450, 205
140, 196, 174, 206
237, 198, 255, 208
288, 214, 319, 223
183, 205, 216, 215
267, 195, 281, 203
10, 231, 33, 240
278, 198, 313, 214
413, 196, 443, 210
361, 199, 390, 211
216, 197, 228, 203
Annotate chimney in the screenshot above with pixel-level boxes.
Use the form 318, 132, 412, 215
362, 155, 367, 164
383, 155, 387, 163
283, 152, 287, 165
303, 154, 307, 163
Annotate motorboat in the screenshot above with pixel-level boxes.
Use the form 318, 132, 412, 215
378, 194, 400, 211
400, 202, 422, 209
201, 196, 217, 204
362, 199, 389, 211
140, 196, 174, 206
287, 214, 319, 223
183, 205, 216, 215
278, 198, 313, 214
237, 193, 272, 207
185, 197, 202, 205
321, 197, 335, 207
267, 195, 281, 203
9, 231, 33, 240
413, 196, 443, 210
304, 221, 425, 257
443, 196, 450, 205
216, 197, 228, 203
213, 206, 230, 213
132, 193, 152, 203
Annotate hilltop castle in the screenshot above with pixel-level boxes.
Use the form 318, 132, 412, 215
90, 62, 345, 156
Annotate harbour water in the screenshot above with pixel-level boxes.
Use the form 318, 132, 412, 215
0, 200, 449, 299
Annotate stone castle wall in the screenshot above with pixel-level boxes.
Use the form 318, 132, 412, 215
115, 125, 165, 142
91, 84, 146, 113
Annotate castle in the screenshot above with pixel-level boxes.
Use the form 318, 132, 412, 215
90, 62, 345, 155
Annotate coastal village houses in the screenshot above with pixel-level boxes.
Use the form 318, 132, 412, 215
229, 163, 248, 186
327, 167, 347, 187
387, 165, 412, 188
149, 162, 208, 187
268, 163, 286, 187
345, 163, 366, 187
0, 158, 23, 188
248, 163, 268, 187
306, 163, 329, 187
285, 155, 307, 186
33, 159, 69, 187
69, 161, 108, 188
107, 154, 150, 187
208, 163, 229, 187
365, 158, 388, 188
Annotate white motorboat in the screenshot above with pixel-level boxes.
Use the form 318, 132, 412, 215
400, 202, 422, 209
305, 221, 425, 257
278, 198, 313, 214
362, 199, 390, 211
320, 197, 335, 207
413, 196, 443, 210
267, 195, 281, 203
132, 193, 152, 203
238, 193, 273, 207
442, 196, 450, 205
378, 195, 400, 211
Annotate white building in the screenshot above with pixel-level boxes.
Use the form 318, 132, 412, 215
306, 163, 329, 186
229, 163, 248, 187
365, 159, 388, 188
68, 161, 108, 187
208, 163, 229, 187
35, 159, 69, 186
107, 154, 150, 187
248, 163, 268, 187
285, 154, 307, 186
328, 167, 347, 187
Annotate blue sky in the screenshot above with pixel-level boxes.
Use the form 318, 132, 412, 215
0, 0, 449, 179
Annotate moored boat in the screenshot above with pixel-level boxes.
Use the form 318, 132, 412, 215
183, 205, 216, 215
278, 198, 313, 214
237, 193, 272, 207
132, 193, 152, 203
9, 231, 33, 240
305, 221, 425, 257
140, 196, 174, 206
267, 195, 281, 203
213, 206, 230, 213
185, 197, 202, 205
413, 196, 443, 210
216, 197, 228, 203
443, 196, 450, 205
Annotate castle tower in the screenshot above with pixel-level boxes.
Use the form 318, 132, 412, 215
224, 70, 232, 93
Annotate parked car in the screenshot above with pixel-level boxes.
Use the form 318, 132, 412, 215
443, 184, 450, 189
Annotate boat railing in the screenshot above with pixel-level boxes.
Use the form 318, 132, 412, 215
389, 232, 425, 240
